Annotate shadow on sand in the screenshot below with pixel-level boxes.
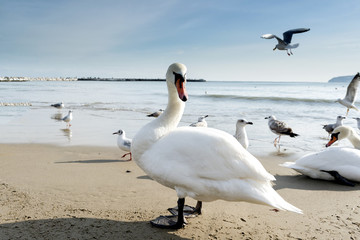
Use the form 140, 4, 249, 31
0, 218, 189, 240
55, 159, 130, 164
273, 174, 360, 192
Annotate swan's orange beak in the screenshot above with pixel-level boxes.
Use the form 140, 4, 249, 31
326, 134, 338, 147
176, 77, 188, 102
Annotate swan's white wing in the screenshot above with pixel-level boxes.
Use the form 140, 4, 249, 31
344, 73, 360, 103
142, 127, 275, 184
140, 127, 302, 213
282, 147, 360, 182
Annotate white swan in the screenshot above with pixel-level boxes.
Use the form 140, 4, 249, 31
281, 126, 360, 186
131, 63, 302, 229
234, 119, 253, 149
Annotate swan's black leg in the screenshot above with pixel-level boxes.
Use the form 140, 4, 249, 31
321, 170, 356, 187
168, 200, 202, 216
150, 198, 186, 229
194, 201, 202, 215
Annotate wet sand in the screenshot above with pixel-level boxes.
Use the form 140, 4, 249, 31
0, 144, 359, 239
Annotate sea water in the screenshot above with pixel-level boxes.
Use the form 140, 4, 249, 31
0, 80, 356, 157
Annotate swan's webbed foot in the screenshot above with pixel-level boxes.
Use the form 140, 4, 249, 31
150, 215, 187, 229
321, 170, 356, 187
168, 201, 202, 217
151, 198, 187, 229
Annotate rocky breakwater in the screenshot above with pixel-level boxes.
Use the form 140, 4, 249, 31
0, 77, 77, 82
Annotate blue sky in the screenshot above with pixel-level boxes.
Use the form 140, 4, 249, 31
1, 0, 359, 82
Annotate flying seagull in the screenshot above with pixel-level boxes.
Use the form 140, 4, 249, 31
261, 28, 310, 56
265, 115, 299, 149
336, 72, 360, 116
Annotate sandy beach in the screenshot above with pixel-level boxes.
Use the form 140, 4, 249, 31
0, 143, 358, 239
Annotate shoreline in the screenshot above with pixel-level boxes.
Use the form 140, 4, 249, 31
0, 143, 359, 239
0, 77, 206, 82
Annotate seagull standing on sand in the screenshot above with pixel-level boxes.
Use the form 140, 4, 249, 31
234, 119, 253, 149
265, 115, 299, 148
51, 102, 64, 109
62, 110, 73, 128
336, 73, 360, 116
113, 129, 132, 161
189, 115, 208, 127
147, 109, 164, 118
261, 28, 310, 56
323, 116, 346, 135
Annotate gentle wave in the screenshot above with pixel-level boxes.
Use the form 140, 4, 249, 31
201, 94, 334, 104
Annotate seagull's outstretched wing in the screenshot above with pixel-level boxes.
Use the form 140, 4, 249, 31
345, 73, 360, 104
261, 34, 286, 45
283, 28, 310, 44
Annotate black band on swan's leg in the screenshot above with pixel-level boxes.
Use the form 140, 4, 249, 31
150, 198, 186, 229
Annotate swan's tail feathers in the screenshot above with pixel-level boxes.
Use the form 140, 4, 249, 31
264, 183, 303, 214
270, 193, 303, 214
280, 162, 296, 169
280, 162, 306, 173
243, 180, 303, 214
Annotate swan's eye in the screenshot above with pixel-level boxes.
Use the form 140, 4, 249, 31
173, 72, 185, 86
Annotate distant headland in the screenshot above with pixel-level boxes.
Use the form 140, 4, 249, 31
328, 75, 354, 83
0, 77, 206, 82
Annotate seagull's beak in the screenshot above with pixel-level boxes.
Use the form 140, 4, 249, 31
112, 132, 118, 135
326, 134, 338, 147
175, 76, 188, 102
273, 47, 276, 51
247, 122, 253, 125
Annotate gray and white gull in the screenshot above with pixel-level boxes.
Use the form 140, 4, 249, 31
261, 28, 310, 56
62, 110, 73, 128
189, 115, 208, 127
336, 73, 360, 116
234, 119, 253, 149
265, 115, 299, 148
323, 116, 345, 135
113, 129, 132, 161
147, 109, 164, 118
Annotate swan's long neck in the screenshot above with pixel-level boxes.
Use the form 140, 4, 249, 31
131, 86, 185, 161
348, 131, 360, 149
